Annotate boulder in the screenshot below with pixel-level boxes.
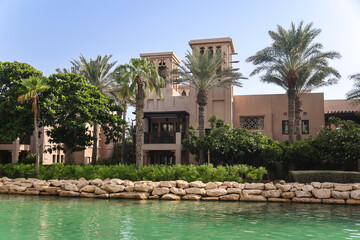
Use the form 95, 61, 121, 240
275, 183, 292, 192
148, 182, 161, 188
240, 194, 267, 202
176, 180, 189, 189
244, 183, 264, 190
205, 182, 217, 189
311, 182, 321, 188
134, 184, 153, 192
352, 184, 360, 190
152, 187, 170, 196
268, 198, 291, 203
161, 194, 180, 200
43, 186, 60, 195
262, 190, 281, 198
9, 185, 26, 192
22, 189, 40, 195
80, 192, 97, 198
322, 199, 345, 204
223, 181, 234, 188
321, 182, 334, 189
185, 187, 206, 195
170, 187, 186, 196
232, 183, 245, 189
334, 184, 352, 192
110, 179, 124, 185
220, 194, 239, 201
49, 180, 63, 187
332, 191, 350, 199
281, 192, 295, 199
89, 179, 103, 186
122, 180, 134, 186
102, 184, 125, 193
110, 192, 149, 199
242, 190, 262, 195
59, 190, 80, 197
20, 183, 33, 188
76, 181, 89, 189
63, 183, 79, 192
80, 185, 96, 193
227, 188, 242, 194
295, 191, 312, 198
205, 188, 227, 197
202, 197, 219, 201
347, 199, 360, 205
160, 181, 176, 188
312, 189, 331, 199
189, 181, 206, 188
182, 194, 201, 200
350, 190, 360, 200
94, 187, 108, 195
301, 185, 314, 192
292, 197, 321, 203
125, 186, 134, 192
265, 183, 276, 190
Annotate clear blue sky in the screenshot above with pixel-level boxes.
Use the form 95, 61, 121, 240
1, 0, 359, 119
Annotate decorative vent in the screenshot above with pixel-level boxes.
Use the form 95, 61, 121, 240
240, 116, 264, 130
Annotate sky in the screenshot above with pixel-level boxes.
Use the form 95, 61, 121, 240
1, 0, 360, 120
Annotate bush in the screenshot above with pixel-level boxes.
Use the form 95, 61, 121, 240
290, 170, 360, 183
0, 163, 267, 182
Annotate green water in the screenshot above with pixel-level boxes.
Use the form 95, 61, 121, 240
0, 195, 360, 239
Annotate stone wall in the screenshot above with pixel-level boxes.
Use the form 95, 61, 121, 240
1, 177, 360, 204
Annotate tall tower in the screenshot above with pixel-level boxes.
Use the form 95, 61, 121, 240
188, 37, 236, 131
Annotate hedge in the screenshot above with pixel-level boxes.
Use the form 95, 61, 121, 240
290, 170, 360, 183
0, 163, 267, 183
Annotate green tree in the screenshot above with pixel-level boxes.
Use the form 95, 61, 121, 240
70, 55, 117, 164
41, 73, 124, 164
347, 73, 360, 104
18, 76, 49, 176
0, 62, 43, 143
173, 49, 244, 163
117, 58, 164, 169
247, 21, 340, 144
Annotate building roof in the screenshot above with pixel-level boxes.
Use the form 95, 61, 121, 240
188, 37, 235, 53
140, 52, 180, 64
324, 99, 359, 114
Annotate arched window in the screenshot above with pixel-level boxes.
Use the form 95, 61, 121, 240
200, 47, 205, 54
158, 60, 167, 79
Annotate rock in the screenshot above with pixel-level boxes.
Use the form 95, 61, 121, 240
202, 197, 219, 201
206, 188, 227, 197
189, 181, 206, 188
63, 183, 79, 192
125, 186, 134, 192
33, 180, 50, 188
89, 179, 103, 186
59, 190, 80, 197
205, 182, 217, 189
176, 180, 189, 189
9, 185, 26, 192
240, 194, 267, 202
152, 187, 170, 196
94, 187, 108, 195
265, 183, 276, 190
346, 199, 360, 205
0, 182, 3, 187
147, 182, 161, 188
275, 183, 292, 192
0, 185, 9, 193
219, 186, 228, 190
322, 199, 345, 204
332, 191, 350, 199
262, 190, 281, 198
244, 183, 264, 190
80, 192, 97, 198
43, 186, 60, 195
312, 189, 331, 199
80, 185, 96, 193
311, 182, 321, 188
134, 184, 153, 192
159, 181, 176, 188
76, 181, 89, 189
110, 192, 149, 199
110, 179, 124, 185
170, 187, 186, 196
223, 181, 234, 188
185, 187, 206, 195
22, 189, 40, 195
350, 190, 360, 200
292, 197, 321, 203
182, 194, 202, 200
301, 185, 314, 192
268, 198, 291, 203
334, 184, 352, 192
291, 183, 304, 190
49, 180, 63, 187
295, 191, 312, 198
220, 194, 239, 201
279, 180, 286, 184
321, 182, 334, 188
281, 192, 295, 199
161, 194, 180, 200
102, 184, 125, 193
227, 188, 242, 194
20, 183, 33, 188
232, 183, 245, 189
122, 180, 134, 186
352, 184, 360, 190
242, 190, 262, 195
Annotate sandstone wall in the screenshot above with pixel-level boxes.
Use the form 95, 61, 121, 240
1, 177, 360, 204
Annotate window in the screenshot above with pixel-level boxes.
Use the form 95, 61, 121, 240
208, 46, 213, 55
61, 155, 64, 163
52, 155, 56, 163
282, 120, 289, 134
200, 47, 205, 54
240, 116, 264, 130
302, 120, 309, 134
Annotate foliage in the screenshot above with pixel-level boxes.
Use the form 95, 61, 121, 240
290, 170, 360, 183
346, 73, 360, 104
18, 154, 36, 164
0, 61, 43, 142
0, 163, 267, 182
41, 73, 125, 162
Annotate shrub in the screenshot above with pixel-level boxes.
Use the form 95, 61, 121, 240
290, 170, 360, 183
0, 163, 267, 182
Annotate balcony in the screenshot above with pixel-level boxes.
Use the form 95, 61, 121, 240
144, 132, 176, 144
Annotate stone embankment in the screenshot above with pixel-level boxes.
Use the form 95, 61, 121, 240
1, 177, 360, 204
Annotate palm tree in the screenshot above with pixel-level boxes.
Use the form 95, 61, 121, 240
117, 58, 164, 169
294, 67, 340, 140
18, 76, 49, 177
110, 67, 135, 163
247, 21, 340, 144
347, 73, 360, 104
173, 49, 244, 163
71, 54, 116, 165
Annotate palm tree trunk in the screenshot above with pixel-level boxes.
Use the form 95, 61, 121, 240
287, 89, 295, 145
64, 145, 75, 164
121, 103, 127, 164
91, 122, 99, 165
34, 109, 40, 178
135, 81, 144, 169
197, 91, 207, 164
295, 96, 302, 141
